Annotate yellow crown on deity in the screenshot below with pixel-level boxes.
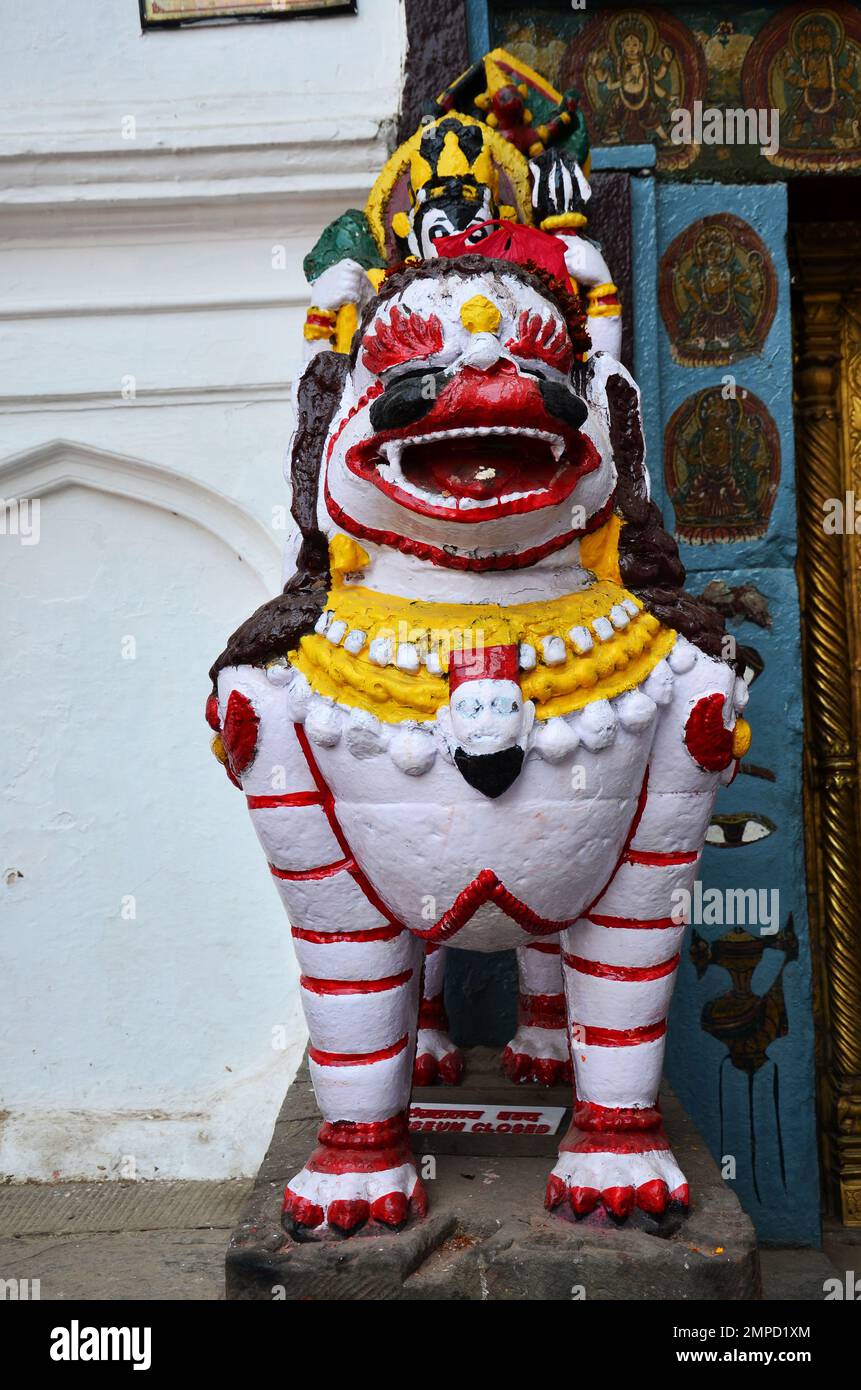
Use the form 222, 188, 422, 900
407, 116, 500, 207
366, 111, 532, 257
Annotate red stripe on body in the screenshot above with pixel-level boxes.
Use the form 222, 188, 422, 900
302, 1114, 416, 1182
624, 848, 698, 867
247, 791, 323, 809
286, 736, 656, 949
300, 969, 413, 996
563, 952, 680, 982
294, 724, 403, 929
269, 857, 354, 881
308, 1035, 409, 1067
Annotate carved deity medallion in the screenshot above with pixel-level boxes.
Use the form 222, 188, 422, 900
664, 387, 780, 545
742, 3, 861, 172
564, 8, 706, 171
659, 214, 778, 368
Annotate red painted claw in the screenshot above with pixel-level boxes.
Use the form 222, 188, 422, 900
669, 1183, 690, 1210
282, 1188, 323, 1230
410, 1179, 428, 1218
531, 1056, 570, 1087
545, 1174, 567, 1210
502, 1047, 572, 1085
569, 1186, 601, 1216
437, 1049, 465, 1085
502, 1046, 531, 1082
602, 1185, 636, 1219
412, 1052, 438, 1086
636, 1179, 669, 1214
327, 1198, 370, 1234
371, 1191, 409, 1228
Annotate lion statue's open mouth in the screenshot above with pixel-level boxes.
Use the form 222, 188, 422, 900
345, 360, 599, 522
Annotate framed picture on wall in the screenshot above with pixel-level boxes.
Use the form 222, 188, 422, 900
141, 0, 356, 27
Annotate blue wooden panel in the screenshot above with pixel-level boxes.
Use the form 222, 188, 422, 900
657, 183, 796, 571
652, 180, 819, 1245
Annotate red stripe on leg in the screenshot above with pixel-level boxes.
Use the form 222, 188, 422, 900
518, 991, 566, 1028
572, 1019, 667, 1047
291, 924, 403, 944
574, 1100, 662, 1131
300, 969, 413, 996
560, 1127, 671, 1156
586, 913, 681, 930
418, 994, 448, 1029
309, 1035, 409, 1067
563, 952, 680, 982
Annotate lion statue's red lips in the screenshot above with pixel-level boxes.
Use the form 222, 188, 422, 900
344, 362, 598, 522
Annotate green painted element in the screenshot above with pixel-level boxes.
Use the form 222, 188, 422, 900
303, 209, 385, 285
560, 96, 590, 167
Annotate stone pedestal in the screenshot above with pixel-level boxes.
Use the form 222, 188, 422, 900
226, 1048, 761, 1301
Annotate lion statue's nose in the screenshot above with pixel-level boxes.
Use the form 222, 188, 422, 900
459, 331, 504, 371
458, 294, 505, 371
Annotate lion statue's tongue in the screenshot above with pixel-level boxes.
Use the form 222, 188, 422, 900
401, 435, 560, 501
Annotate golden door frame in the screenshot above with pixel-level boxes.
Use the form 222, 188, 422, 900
793, 220, 861, 1227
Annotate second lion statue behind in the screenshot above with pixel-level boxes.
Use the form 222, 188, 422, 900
207, 250, 749, 1238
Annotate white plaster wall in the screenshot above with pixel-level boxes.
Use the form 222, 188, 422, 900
0, 0, 405, 1179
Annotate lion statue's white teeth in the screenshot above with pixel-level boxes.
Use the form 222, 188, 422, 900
209, 253, 748, 1238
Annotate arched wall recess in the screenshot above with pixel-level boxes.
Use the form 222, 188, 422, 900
0, 439, 282, 593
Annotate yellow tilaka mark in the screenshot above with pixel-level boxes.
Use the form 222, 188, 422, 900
290, 581, 675, 725
329, 534, 370, 585
732, 718, 752, 759
460, 294, 502, 335
579, 514, 621, 584
438, 129, 470, 177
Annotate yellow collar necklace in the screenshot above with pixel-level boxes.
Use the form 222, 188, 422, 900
290, 580, 675, 725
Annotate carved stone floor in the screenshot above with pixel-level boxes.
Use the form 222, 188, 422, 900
225, 1048, 762, 1301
